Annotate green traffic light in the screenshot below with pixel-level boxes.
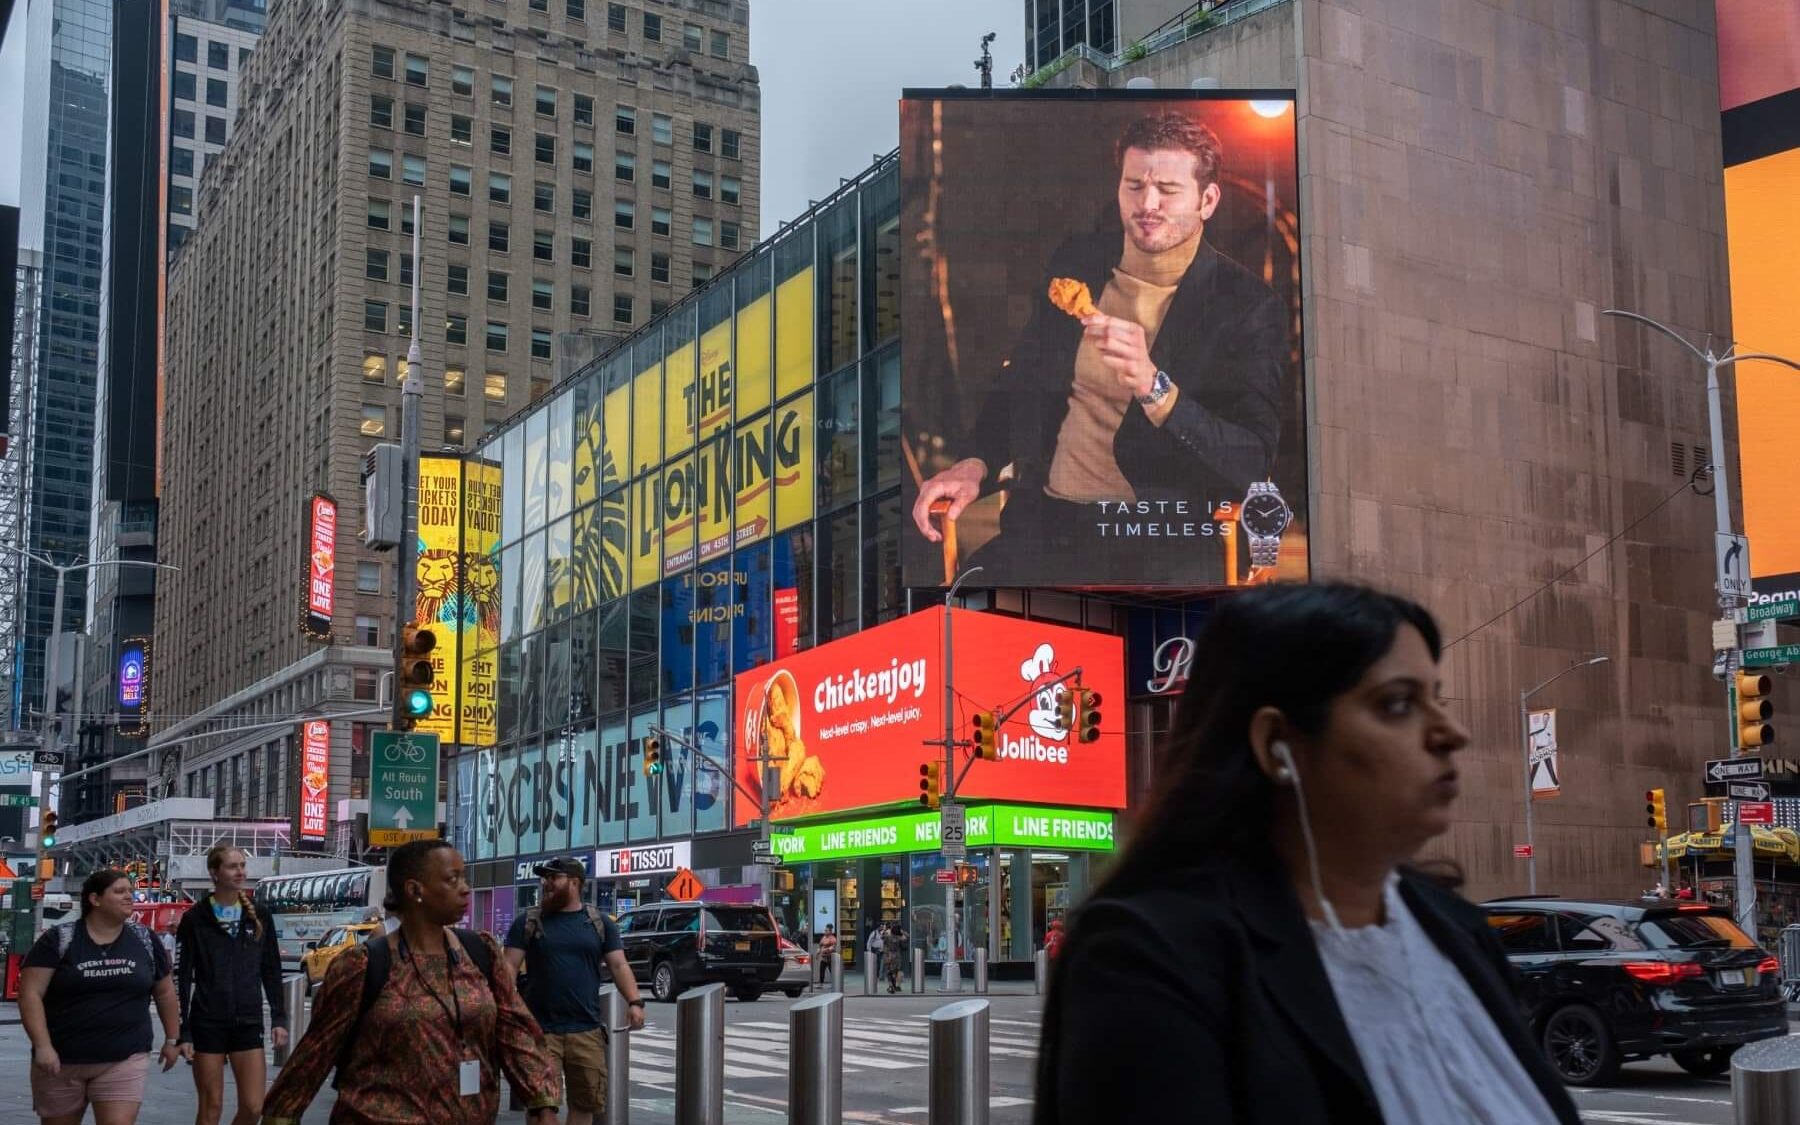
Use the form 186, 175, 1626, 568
404, 688, 433, 717
41, 834, 55, 847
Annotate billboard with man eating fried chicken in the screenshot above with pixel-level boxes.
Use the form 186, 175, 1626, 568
899, 90, 1307, 589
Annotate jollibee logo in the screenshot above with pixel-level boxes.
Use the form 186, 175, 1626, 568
1009, 644, 1072, 762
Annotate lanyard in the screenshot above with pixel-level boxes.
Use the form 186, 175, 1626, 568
398, 932, 464, 1044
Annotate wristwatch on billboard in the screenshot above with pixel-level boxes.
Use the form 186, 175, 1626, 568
1239, 480, 1291, 569
1136, 369, 1174, 407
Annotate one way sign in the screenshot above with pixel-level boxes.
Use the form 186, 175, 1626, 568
1707, 758, 1764, 784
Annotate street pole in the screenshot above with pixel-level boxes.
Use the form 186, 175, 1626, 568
942, 567, 981, 976
393, 195, 424, 729
1517, 655, 1608, 896
1605, 309, 1800, 938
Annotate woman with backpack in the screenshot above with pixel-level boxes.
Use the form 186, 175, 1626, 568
175, 844, 287, 1125
19, 867, 182, 1125
261, 838, 561, 1125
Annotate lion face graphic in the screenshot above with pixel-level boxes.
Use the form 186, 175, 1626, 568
416, 550, 459, 626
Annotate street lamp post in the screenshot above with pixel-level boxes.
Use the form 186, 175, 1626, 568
1604, 309, 1800, 936
1519, 655, 1609, 895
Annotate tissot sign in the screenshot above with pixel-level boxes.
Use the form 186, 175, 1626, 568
732, 608, 1125, 823
595, 841, 691, 877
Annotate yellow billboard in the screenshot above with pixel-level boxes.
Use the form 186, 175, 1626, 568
664, 337, 697, 459
415, 456, 500, 746
774, 391, 815, 532
460, 460, 502, 746
775, 269, 814, 399
697, 319, 733, 443
737, 287, 772, 420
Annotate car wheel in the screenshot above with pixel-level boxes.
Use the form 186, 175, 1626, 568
732, 985, 763, 1002
1671, 1047, 1736, 1077
652, 961, 681, 1003
1543, 1004, 1621, 1086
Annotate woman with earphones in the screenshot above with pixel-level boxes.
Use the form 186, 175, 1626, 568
1034, 583, 1580, 1124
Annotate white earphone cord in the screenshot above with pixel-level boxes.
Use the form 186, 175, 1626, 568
1283, 753, 1344, 934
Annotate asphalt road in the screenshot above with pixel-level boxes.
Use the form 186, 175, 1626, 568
0, 993, 1781, 1123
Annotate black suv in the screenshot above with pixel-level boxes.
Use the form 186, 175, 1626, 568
1484, 897, 1786, 1085
616, 902, 783, 1003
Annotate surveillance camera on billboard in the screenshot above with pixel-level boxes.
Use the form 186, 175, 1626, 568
899, 89, 1306, 589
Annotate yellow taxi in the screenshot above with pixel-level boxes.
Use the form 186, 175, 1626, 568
301, 922, 382, 990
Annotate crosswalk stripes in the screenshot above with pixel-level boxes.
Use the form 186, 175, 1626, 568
622, 1011, 1040, 1087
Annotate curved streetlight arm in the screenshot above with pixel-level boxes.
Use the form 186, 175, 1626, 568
1602, 309, 1708, 364
1523, 655, 1610, 701
1717, 352, 1800, 374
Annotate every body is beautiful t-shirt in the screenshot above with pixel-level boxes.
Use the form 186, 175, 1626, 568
25, 920, 171, 1064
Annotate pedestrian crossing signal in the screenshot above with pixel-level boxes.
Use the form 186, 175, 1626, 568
919, 762, 942, 810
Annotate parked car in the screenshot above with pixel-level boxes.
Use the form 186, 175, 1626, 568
776, 934, 811, 998
301, 922, 382, 991
1483, 897, 1787, 1085
617, 902, 782, 1002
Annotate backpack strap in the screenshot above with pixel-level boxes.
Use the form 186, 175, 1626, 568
332, 933, 392, 1090
583, 905, 611, 947
521, 905, 543, 947
452, 928, 497, 988
52, 920, 76, 963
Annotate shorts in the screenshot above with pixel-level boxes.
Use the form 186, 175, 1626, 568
31, 1052, 149, 1116
189, 1022, 265, 1055
544, 1027, 609, 1111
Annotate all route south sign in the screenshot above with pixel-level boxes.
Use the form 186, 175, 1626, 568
370, 731, 441, 846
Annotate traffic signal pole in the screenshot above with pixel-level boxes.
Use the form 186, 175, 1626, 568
393, 195, 424, 731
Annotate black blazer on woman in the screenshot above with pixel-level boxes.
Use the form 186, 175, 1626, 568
1033, 856, 1581, 1124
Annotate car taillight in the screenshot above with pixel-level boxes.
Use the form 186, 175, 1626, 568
1757, 956, 1781, 975
1622, 961, 1704, 984
1676, 903, 1712, 912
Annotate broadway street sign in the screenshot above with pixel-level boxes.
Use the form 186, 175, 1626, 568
370, 731, 440, 846
1707, 758, 1764, 784
1747, 602, 1799, 624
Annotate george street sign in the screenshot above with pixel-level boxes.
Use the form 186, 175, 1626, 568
1748, 602, 1799, 624
1728, 781, 1771, 802
369, 731, 440, 846
1744, 644, 1800, 667
1707, 758, 1764, 783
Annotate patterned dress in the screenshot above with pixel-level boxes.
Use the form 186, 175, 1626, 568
263, 929, 559, 1125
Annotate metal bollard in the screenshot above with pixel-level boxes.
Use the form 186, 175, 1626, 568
973, 948, 988, 994
273, 975, 308, 1066
864, 950, 878, 995
1734, 1034, 1800, 1123
940, 959, 963, 993
928, 999, 990, 1125
1034, 949, 1048, 994
912, 946, 926, 994
675, 982, 726, 1125
602, 985, 632, 1125
787, 991, 843, 1125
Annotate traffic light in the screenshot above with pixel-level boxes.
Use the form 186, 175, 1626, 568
1076, 689, 1103, 743
1055, 690, 1075, 732
40, 810, 58, 850
1645, 788, 1667, 835
918, 761, 942, 810
972, 712, 999, 761
395, 624, 437, 730
643, 738, 663, 778
1737, 671, 1774, 749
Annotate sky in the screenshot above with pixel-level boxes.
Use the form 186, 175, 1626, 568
749, 0, 1022, 231
0, 2, 26, 208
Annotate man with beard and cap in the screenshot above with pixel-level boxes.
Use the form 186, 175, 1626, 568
505, 858, 646, 1125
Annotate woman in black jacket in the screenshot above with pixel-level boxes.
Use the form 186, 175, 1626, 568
1035, 583, 1583, 1124
176, 844, 288, 1125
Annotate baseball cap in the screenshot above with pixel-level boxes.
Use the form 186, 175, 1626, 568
532, 857, 587, 880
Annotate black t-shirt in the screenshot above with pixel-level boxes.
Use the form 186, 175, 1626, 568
504, 908, 621, 1034
26, 920, 172, 1064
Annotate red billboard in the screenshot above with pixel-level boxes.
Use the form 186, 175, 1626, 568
299, 720, 329, 840
733, 608, 1125, 823
303, 494, 337, 639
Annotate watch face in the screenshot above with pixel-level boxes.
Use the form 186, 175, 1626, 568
1241, 493, 1291, 537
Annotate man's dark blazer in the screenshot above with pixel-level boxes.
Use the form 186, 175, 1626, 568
971, 230, 1290, 508
1032, 857, 1583, 1124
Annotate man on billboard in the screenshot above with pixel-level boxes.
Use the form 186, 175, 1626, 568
910, 111, 1290, 585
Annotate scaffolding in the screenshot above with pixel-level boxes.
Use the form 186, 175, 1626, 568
1, 252, 41, 734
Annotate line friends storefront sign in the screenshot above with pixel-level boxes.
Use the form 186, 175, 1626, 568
769, 805, 1115, 864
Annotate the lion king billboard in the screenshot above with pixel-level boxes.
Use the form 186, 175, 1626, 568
417, 455, 501, 745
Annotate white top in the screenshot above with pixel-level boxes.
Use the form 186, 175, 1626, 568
1311, 877, 1556, 1125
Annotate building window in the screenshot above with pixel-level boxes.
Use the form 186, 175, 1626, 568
357, 561, 382, 593
530, 377, 551, 402
693, 218, 714, 247
372, 45, 395, 78
491, 125, 511, 156
169, 185, 193, 215
651, 160, 672, 190
450, 165, 472, 195
448, 264, 469, 294
366, 248, 390, 281
487, 271, 510, 302
721, 175, 741, 206
489, 221, 510, 252
531, 329, 552, 359
177, 33, 198, 63
370, 95, 394, 128
571, 237, 592, 269
571, 285, 591, 316
573, 142, 594, 174
651, 252, 670, 284
492, 74, 513, 107
644, 12, 661, 39
536, 85, 557, 117
530, 0, 547, 11
451, 114, 472, 145
452, 65, 473, 96
574, 93, 594, 126
720, 221, 740, 251
446, 367, 466, 396
614, 202, 635, 230
365, 299, 388, 332
369, 149, 393, 179
652, 113, 672, 144
692, 122, 713, 153
535, 133, 556, 164
607, 2, 625, 31
171, 147, 194, 177
447, 314, 468, 344
532, 279, 554, 310
360, 404, 387, 437
207, 39, 229, 69
362, 354, 387, 383
368, 199, 391, 229
683, 22, 702, 51
534, 230, 555, 261
404, 53, 428, 86
651, 207, 671, 237
651, 299, 670, 317
616, 153, 636, 182
692, 170, 713, 199
403, 154, 426, 187
614, 247, 633, 277
722, 128, 741, 160
489, 172, 512, 204
616, 105, 636, 134
486, 322, 509, 352
692, 261, 713, 287
174, 69, 197, 102
710, 29, 729, 57
206, 116, 227, 145
207, 77, 228, 107
534, 181, 555, 212
356, 615, 380, 646
400, 253, 415, 287
401, 204, 417, 235
173, 109, 195, 138
485, 373, 508, 401
449, 214, 470, 244
613, 294, 633, 324
446, 415, 466, 446
405, 102, 426, 135
397, 304, 414, 337
572, 189, 593, 220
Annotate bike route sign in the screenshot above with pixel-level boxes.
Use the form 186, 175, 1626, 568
370, 731, 441, 846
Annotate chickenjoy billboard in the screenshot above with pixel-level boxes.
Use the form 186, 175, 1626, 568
733, 608, 1125, 824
